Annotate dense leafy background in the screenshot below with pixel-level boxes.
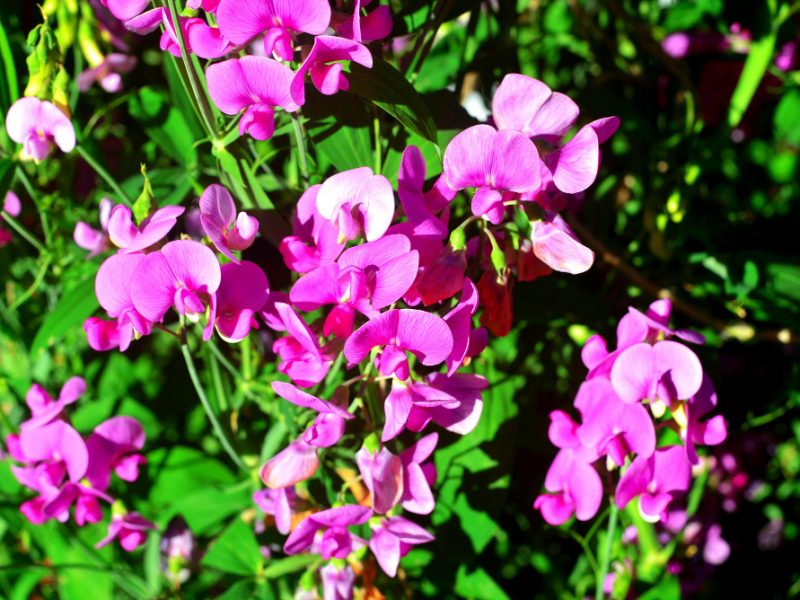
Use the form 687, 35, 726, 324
1, 0, 799, 598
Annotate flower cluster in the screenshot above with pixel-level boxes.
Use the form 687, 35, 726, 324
534, 299, 728, 525
4, 377, 155, 551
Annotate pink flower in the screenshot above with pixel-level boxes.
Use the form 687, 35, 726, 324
684, 375, 727, 464
130, 240, 222, 339
107, 203, 184, 253
272, 382, 353, 448
316, 167, 394, 243
442, 280, 480, 375
344, 309, 454, 380
399, 433, 437, 515
74, 198, 113, 256
320, 563, 356, 600
0, 191, 21, 247
85, 416, 147, 491
491, 74, 619, 194
6, 97, 76, 161
284, 505, 372, 559
442, 124, 542, 224
356, 445, 403, 514
91, 253, 153, 351
78, 54, 137, 93
217, 0, 330, 61
96, 512, 157, 551
126, 8, 232, 59
615, 445, 692, 522
98, 0, 150, 22
253, 487, 299, 535
368, 516, 434, 577
199, 184, 259, 262
531, 213, 594, 275
187, 0, 219, 12
290, 234, 419, 337
290, 35, 373, 105
280, 184, 346, 273
17, 420, 89, 483
215, 261, 269, 342
206, 56, 299, 140
260, 438, 321, 489
534, 448, 602, 525
271, 303, 335, 387
332, 0, 393, 43
20, 377, 86, 432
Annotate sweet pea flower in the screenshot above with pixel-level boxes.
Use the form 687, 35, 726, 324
356, 445, 403, 514
96, 512, 158, 551
272, 382, 354, 448
443, 124, 542, 224
610, 340, 704, 413
534, 448, 603, 525
6, 97, 76, 161
253, 486, 299, 535
400, 433, 437, 515
531, 213, 594, 275
284, 505, 372, 560
17, 420, 89, 484
260, 438, 320, 489
160, 516, 196, 586
402, 373, 487, 440
206, 56, 299, 140
187, 0, 219, 12
332, 0, 393, 43
615, 445, 692, 522
0, 191, 21, 247
98, 0, 150, 21
344, 309, 453, 380
107, 203, 185, 253
443, 280, 481, 375
316, 167, 394, 243
290, 35, 373, 105
291, 234, 419, 337
78, 54, 137, 93
271, 303, 335, 387
320, 563, 356, 600
217, 0, 330, 61
130, 240, 222, 339
43, 483, 112, 526
199, 184, 260, 262
215, 261, 269, 342
684, 375, 728, 464
491, 74, 619, 194
280, 185, 346, 273
89, 253, 153, 351
20, 377, 86, 432
413, 248, 468, 306
368, 516, 434, 577
126, 8, 232, 59
625, 299, 706, 345
74, 198, 113, 256
85, 416, 147, 491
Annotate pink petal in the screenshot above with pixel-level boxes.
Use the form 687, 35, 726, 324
531, 214, 594, 274
544, 123, 600, 194
206, 56, 298, 116
216, 0, 330, 45
272, 381, 353, 420
492, 74, 579, 140
96, 253, 146, 316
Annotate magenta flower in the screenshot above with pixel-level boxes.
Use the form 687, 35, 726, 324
413, 248, 468, 306
316, 167, 394, 243
333, 0, 393, 43
74, 198, 113, 256
615, 445, 692, 522
491, 74, 619, 194
320, 563, 356, 600
531, 213, 594, 275
78, 54, 137, 93
280, 185, 346, 273
443, 280, 480, 375
98, 0, 150, 21
534, 448, 602, 525
0, 191, 21, 247
368, 516, 434, 577
284, 505, 372, 559
273, 382, 353, 447
126, 8, 232, 59
344, 309, 453, 380
199, 184, 260, 262
20, 377, 86, 432
271, 302, 334, 387
107, 203, 184, 253
215, 261, 269, 342
216, 0, 330, 61
574, 379, 656, 467
43, 483, 111, 526
91, 253, 153, 351
260, 438, 320, 489
396, 145, 451, 240
625, 299, 706, 345
187, 0, 219, 11
610, 340, 704, 409
206, 56, 299, 141
684, 375, 728, 464
356, 445, 403, 514
290, 234, 419, 337
96, 512, 157, 551
399, 432, 437, 515
130, 240, 221, 339
17, 420, 89, 484
442, 124, 542, 224
85, 416, 146, 491
290, 35, 373, 105
6, 97, 76, 161
253, 487, 299, 535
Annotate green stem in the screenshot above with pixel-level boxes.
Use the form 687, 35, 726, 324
181, 342, 247, 471
15, 167, 52, 245
8, 255, 51, 311
204, 343, 228, 412
75, 145, 133, 205
0, 210, 45, 254
291, 114, 310, 185
596, 503, 619, 600
373, 111, 382, 174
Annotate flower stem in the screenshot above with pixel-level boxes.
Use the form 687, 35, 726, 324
75, 145, 133, 206
373, 110, 382, 174
595, 502, 619, 600
0, 210, 45, 254
291, 113, 309, 186
180, 342, 247, 471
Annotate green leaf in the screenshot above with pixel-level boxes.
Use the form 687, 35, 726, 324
148, 446, 236, 507
264, 554, 319, 579
728, 28, 776, 127
774, 89, 800, 145
640, 574, 681, 600
454, 566, 511, 600
313, 123, 373, 172
30, 265, 99, 355
766, 263, 800, 302
346, 61, 438, 144
202, 517, 263, 576
129, 86, 199, 165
